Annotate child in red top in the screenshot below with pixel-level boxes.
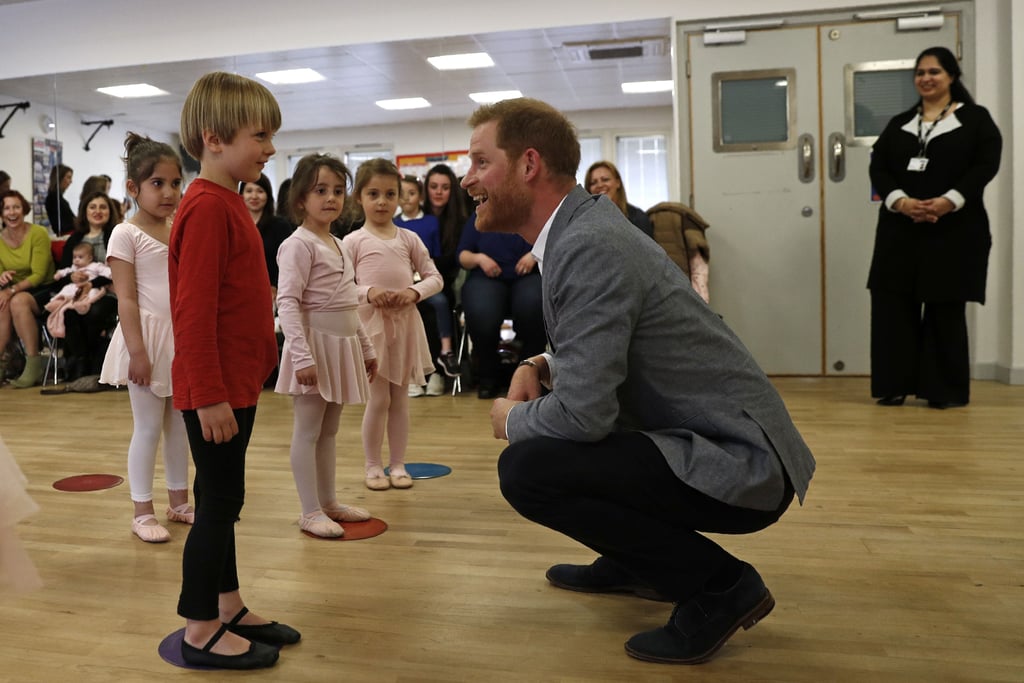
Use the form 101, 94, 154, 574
170, 71, 295, 671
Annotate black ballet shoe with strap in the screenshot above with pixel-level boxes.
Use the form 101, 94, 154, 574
181, 620, 279, 670
225, 606, 301, 646
875, 395, 906, 406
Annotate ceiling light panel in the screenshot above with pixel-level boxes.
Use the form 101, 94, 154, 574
254, 68, 325, 85
96, 83, 169, 98
469, 90, 523, 104
375, 97, 431, 110
621, 80, 673, 94
427, 52, 494, 70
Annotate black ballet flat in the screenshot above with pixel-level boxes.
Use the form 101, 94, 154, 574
225, 606, 301, 646
181, 620, 279, 670
876, 395, 906, 406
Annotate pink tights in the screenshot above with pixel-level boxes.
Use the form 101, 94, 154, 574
362, 380, 409, 475
289, 394, 344, 515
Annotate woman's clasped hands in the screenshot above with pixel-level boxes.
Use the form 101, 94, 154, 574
897, 196, 955, 223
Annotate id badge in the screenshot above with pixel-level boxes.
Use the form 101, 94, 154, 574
907, 157, 929, 172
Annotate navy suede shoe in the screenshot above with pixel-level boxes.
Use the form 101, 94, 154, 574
545, 557, 672, 602
624, 562, 774, 664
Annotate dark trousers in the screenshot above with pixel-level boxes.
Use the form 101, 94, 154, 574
870, 291, 969, 403
177, 406, 256, 621
461, 272, 545, 388
498, 433, 794, 602
62, 295, 117, 376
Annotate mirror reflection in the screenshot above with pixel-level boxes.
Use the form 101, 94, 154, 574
0, 18, 672, 230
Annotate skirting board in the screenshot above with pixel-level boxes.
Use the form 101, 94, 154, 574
974, 362, 1024, 385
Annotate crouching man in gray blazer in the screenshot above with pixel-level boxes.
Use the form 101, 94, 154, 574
462, 98, 816, 665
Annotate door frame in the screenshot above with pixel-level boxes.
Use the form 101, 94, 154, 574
673, 3, 975, 375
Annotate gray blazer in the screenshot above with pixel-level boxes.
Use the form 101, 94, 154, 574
507, 186, 815, 511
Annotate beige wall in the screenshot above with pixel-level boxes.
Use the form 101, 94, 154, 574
2, 0, 1020, 381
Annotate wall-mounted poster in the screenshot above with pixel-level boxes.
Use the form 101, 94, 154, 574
32, 137, 62, 231
396, 151, 470, 180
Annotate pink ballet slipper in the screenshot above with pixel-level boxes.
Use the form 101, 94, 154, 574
166, 503, 194, 524
322, 503, 371, 522
132, 514, 171, 543
299, 512, 344, 538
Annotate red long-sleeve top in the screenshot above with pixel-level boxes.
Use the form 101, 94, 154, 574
169, 179, 277, 410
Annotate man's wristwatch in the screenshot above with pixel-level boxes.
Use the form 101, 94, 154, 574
518, 359, 538, 369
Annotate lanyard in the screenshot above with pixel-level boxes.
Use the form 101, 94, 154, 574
916, 100, 954, 157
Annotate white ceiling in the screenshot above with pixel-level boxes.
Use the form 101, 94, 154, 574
0, 18, 672, 136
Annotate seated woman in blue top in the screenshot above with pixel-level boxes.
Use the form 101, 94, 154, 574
585, 160, 653, 237
457, 213, 546, 399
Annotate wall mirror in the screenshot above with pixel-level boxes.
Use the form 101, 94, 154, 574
0, 18, 672, 227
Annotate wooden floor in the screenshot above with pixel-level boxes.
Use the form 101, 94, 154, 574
0, 377, 1022, 682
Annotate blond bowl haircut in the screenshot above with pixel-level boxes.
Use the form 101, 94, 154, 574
467, 98, 580, 180
179, 72, 282, 162
585, 160, 629, 216
288, 154, 352, 225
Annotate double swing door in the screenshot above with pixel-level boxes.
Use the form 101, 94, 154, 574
679, 9, 964, 375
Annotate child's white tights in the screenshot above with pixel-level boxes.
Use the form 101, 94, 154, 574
127, 382, 189, 502
290, 394, 344, 515
362, 380, 409, 474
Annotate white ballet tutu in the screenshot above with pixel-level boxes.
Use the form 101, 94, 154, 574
99, 308, 174, 397
0, 434, 42, 594
275, 309, 370, 404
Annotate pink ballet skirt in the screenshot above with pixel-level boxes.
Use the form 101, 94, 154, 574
359, 303, 434, 386
0, 434, 42, 594
275, 309, 370, 404
99, 308, 174, 397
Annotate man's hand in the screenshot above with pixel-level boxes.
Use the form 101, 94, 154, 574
507, 363, 544, 402
490, 398, 519, 440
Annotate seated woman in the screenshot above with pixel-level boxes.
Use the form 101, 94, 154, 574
80, 175, 124, 225
396, 174, 459, 397
60, 191, 119, 380
457, 214, 546, 399
585, 160, 654, 237
0, 190, 56, 387
414, 164, 469, 396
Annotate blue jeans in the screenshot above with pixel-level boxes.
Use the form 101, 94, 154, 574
460, 271, 545, 387
423, 291, 453, 339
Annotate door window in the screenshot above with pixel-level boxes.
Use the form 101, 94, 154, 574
845, 60, 918, 144
712, 69, 796, 151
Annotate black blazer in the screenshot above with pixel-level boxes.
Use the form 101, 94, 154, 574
867, 103, 1002, 303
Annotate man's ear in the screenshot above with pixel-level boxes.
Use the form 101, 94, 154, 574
521, 148, 541, 182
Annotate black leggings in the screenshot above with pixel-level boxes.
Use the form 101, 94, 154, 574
176, 406, 256, 621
